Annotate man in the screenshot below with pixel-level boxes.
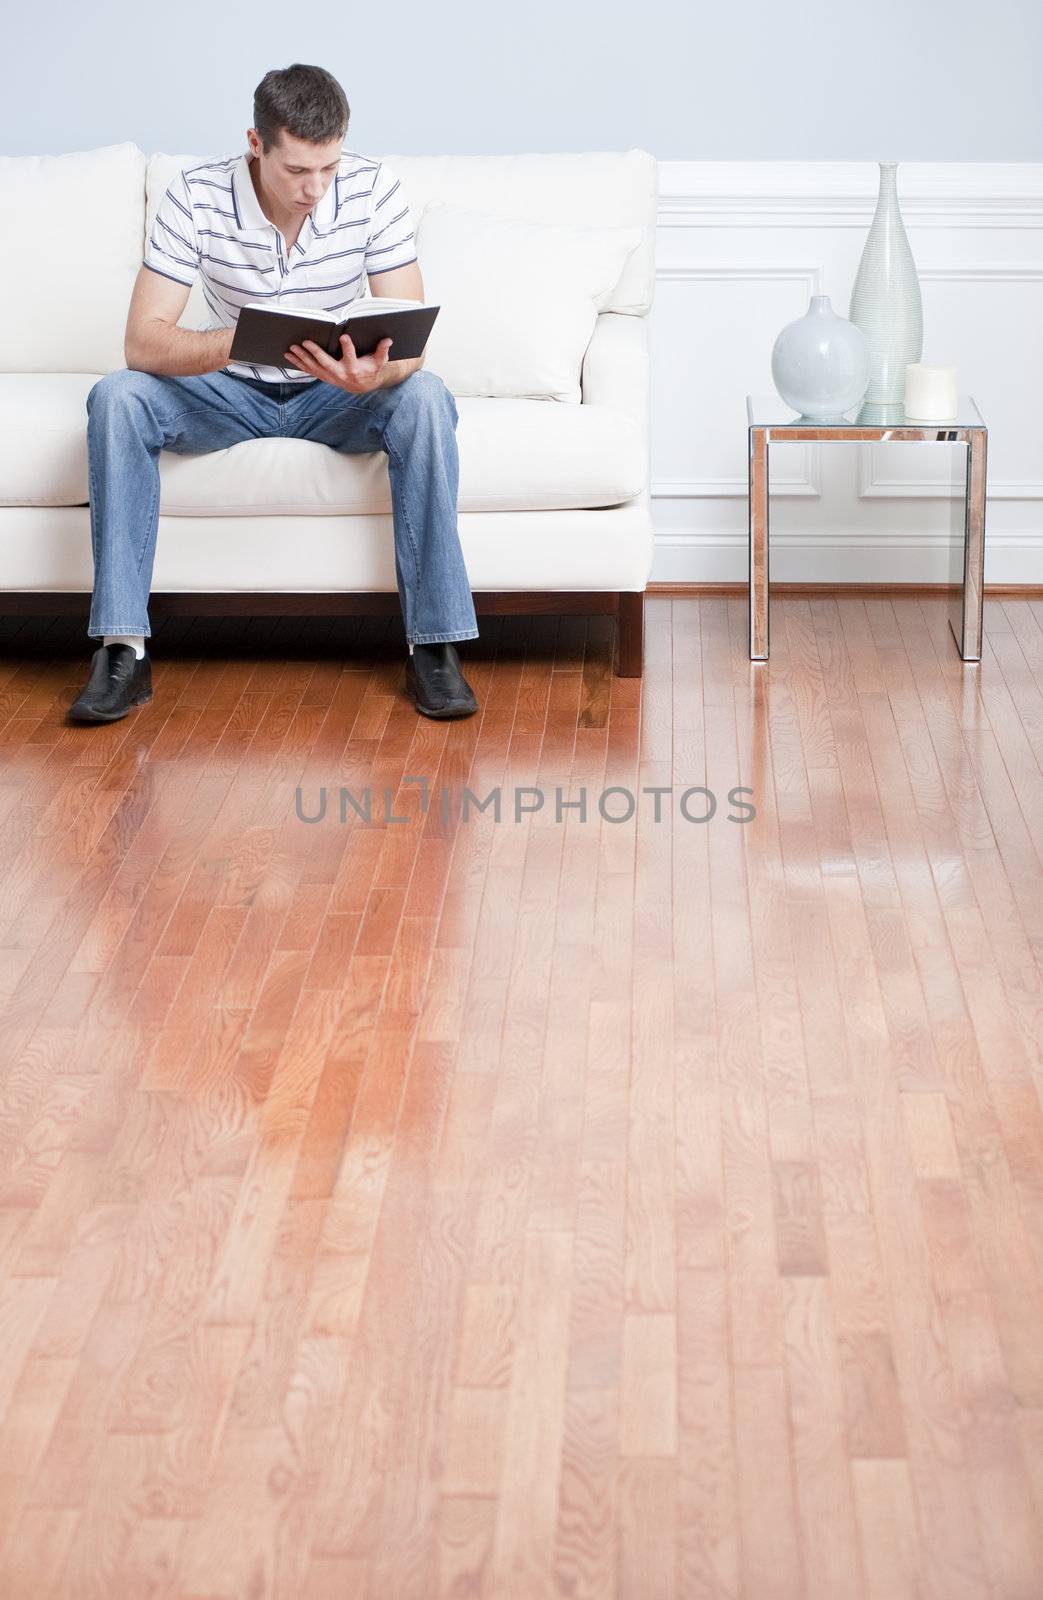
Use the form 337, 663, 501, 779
69, 62, 480, 724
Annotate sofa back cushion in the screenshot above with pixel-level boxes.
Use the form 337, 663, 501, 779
383, 151, 656, 315
416, 204, 642, 402
0, 142, 146, 373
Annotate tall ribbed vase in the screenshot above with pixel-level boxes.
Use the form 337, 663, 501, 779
849, 162, 923, 411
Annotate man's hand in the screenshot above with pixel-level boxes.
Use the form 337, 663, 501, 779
284, 333, 395, 394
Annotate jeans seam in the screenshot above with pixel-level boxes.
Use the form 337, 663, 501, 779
87, 447, 98, 569
136, 464, 160, 578
382, 429, 424, 640
412, 630, 480, 644
162, 403, 246, 429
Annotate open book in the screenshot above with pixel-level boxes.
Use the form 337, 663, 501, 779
228, 297, 440, 370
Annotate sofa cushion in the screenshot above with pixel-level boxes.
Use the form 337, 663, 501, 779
0, 376, 100, 504
0, 144, 145, 374
0, 378, 645, 513
416, 204, 642, 403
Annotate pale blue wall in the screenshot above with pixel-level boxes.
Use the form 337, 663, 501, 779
6, 0, 1041, 162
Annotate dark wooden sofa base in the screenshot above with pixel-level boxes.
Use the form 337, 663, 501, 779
0, 589, 646, 677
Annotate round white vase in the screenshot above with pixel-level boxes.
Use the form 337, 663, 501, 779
848, 162, 923, 407
770, 294, 870, 421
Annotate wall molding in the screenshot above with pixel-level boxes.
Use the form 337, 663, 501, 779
655, 529, 1043, 548
655, 161, 1043, 230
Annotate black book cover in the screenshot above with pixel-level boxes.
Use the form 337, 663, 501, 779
229, 303, 440, 371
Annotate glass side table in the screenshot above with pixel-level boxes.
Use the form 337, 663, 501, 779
746, 394, 987, 662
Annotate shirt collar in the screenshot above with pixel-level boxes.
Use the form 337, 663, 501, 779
230, 152, 268, 232
231, 150, 341, 239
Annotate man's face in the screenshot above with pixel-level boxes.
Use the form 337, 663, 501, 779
246, 127, 344, 217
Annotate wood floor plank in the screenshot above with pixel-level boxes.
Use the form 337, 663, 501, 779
807, 595, 994, 1600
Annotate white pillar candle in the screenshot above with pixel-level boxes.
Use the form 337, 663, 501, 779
904, 363, 958, 420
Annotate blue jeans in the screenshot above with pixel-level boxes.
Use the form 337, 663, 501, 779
84, 366, 480, 647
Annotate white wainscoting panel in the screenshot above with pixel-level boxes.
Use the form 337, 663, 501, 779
650, 162, 1043, 584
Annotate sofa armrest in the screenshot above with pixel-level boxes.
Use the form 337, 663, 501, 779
581, 312, 650, 430
580, 312, 651, 503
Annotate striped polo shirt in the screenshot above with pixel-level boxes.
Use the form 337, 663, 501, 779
143, 147, 418, 383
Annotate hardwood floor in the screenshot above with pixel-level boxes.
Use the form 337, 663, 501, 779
0, 594, 1041, 1599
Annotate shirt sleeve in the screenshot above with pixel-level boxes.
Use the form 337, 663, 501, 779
364, 162, 418, 277
144, 169, 200, 287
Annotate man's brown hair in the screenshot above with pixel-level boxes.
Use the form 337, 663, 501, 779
252, 63, 350, 153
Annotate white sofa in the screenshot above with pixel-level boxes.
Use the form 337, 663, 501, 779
0, 143, 657, 674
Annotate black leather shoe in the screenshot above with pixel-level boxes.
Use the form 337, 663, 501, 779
404, 642, 478, 719
67, 644, 153, 723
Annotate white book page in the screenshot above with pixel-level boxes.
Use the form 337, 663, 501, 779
340, 298, 425, 318
243, 302, 337, 321
241, 299, 432, 323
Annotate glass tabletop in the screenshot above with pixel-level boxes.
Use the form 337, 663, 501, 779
746, 394, 985, 429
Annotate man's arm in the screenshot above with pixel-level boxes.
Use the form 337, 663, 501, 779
125, 265, 235, 377
366, 260, 426, 390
